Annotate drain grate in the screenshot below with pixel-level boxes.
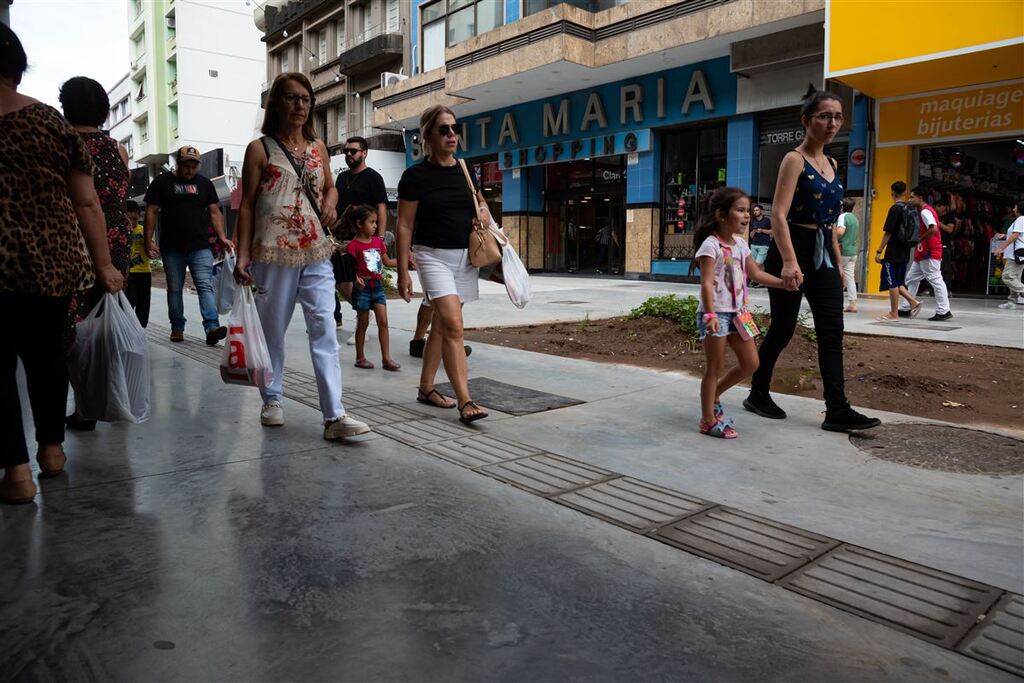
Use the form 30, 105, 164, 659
477, 454, 618, 496
780, 545, 1003, 648
554, 477, 713, 533
958, 593, 1024, 676
434, 377, 583, 416
419, 434, 542, 469
373, 418, 475, 446
349, 404, 429, 426
651, 507, 838, 581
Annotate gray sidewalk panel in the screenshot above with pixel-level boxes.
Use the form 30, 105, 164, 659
419, 434, 543, 468
555, 477, 714, 533
957, 593, 1024, 676
374, 418, 476, 446
478, 454, 618, 496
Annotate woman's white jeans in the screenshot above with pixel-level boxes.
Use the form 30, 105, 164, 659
251, 259, 344, 422
840, 254, 857, 303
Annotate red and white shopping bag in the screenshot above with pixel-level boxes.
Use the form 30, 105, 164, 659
220, 286, 273, 388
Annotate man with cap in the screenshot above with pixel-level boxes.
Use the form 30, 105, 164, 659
144, 145, 234, 345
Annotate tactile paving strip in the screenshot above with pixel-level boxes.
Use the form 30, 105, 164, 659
651, 507, 838, 582
349, 404, 430, 427
957, 593, 1024, 677
554, 477, 714, 533
418, 434, 543, 469
477, 454, 618, 496
780, 545, 1003, 648
374, 418, 476, 446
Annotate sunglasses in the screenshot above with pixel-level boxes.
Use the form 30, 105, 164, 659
343, 148, 363, 155
436, 123, 462, 137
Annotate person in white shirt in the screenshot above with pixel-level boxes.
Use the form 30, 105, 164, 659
995, 201, 1024, 309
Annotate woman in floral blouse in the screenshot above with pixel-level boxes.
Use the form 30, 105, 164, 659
234, 72, 369, 441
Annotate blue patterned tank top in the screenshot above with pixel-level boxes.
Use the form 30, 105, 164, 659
787, 153, 843, 269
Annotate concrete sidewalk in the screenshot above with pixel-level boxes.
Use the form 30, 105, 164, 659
3, 286, 1020, 681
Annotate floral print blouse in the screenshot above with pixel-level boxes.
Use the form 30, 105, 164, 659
252, 138, 333, 267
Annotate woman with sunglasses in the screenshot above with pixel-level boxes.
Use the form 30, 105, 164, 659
743, 86, 880, 433
234, 72, 370, 441
396, 105, 490, 424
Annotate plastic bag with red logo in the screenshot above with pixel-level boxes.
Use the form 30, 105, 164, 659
219, 285, 273, 388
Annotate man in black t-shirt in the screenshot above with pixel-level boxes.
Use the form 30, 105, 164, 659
873, 180, 920, 321
333, 136, 388, 329
144, 145, 234, 345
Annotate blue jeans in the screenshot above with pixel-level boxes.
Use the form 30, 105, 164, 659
162, 249, 219, 333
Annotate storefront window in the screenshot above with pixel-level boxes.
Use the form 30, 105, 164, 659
659, 125, 726, 261
545, 156, 626, 274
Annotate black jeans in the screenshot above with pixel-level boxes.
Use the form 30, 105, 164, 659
0, 293, 71, 468
126, 272, 151, 328
750, 227, 850, 413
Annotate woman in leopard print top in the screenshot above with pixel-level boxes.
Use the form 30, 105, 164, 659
0, 24, 124, 504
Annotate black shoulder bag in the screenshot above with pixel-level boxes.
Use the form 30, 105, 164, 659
263, 136, 356, 283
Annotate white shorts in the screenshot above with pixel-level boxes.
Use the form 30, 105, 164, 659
412, 245, 479, 304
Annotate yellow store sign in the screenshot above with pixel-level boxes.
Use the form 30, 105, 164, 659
877, 80, 1024, 147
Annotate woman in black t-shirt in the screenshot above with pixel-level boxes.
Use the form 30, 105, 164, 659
397, 105, 492, 424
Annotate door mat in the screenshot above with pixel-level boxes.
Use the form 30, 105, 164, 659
434, 377, 584, 416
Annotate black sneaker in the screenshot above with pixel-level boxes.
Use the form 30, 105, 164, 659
928, 311, 953, 322
464, 345, 472, 357
205, 326, 228, 346
409, 338, 426, 358
821, 407, 881, 432
743, 391, 787, 419
897, 310, 911, 318
65, 412, 96, 431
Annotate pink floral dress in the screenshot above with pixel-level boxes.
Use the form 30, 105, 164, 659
252, 138, 333, 267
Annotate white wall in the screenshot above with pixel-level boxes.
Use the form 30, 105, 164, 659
176, 0, 265, 173
106, 74, 134, 156
330, 150, 407, 198
736, 62, 823, 115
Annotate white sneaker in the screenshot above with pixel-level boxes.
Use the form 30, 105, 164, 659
997, 301, 1017, 310
346, 335, 357, 346
1017, 296, 1024, 304
260, 400, 284, 426
323, 415, 371, 440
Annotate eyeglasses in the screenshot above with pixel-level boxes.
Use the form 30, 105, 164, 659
343, 148, 363, 155
436, 123, 462, 137
812, 112, 845, 124
281, 93, 312, 106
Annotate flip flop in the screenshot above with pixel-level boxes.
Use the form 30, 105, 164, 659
417, 388, 455, 409
354, 358, 374, 369
382, 359, 401, 372
458, 401, 489, 424
910, 302, 923, 319
877, 315, 899, 322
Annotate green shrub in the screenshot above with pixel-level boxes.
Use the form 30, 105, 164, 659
627, 294, 700, 337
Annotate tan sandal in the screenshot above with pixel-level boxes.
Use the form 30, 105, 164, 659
37, 447, 66, 478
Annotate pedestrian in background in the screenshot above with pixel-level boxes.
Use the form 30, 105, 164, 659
144, 145, 233, 345
995, 200, 1024, 309
875, 181, 922, 321
836, 198, 859, 313
744, 86, 880, 433
0, 24, 124, 503
125, 200, 152, 327
234, 72, 369, 441
900, 187, 952, 321
59, 75, 133, 432
343, 205, 400, 371
748, 203, 772, 265
397, 105, 489, 424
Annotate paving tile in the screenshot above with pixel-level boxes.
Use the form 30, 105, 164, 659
342, 390, 390, 409
477, 454, 618, 496
374, 418, 476, 446
418, 434, 542, 469
651, 507, 838, 581
781, 545, 1003, 648
555, 478, 713, 533
349, 404, 430, 427
958, 593, 1024, 677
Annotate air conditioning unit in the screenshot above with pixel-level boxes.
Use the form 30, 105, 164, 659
381, 72, 408, 89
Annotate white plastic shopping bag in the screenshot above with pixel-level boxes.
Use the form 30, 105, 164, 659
493, 220, 530, 309
216, 251, 238, 315
220, 286, 273, 388
68, 291, 151, 423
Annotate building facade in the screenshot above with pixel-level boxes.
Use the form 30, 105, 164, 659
373, 0, 868, 280
258, 0, 410, 195
827, 0, 1024, 298
128, 0, 265, 187
105, 73, 134, 159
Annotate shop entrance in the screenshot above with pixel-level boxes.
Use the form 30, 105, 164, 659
914, 139, 1023, 296
544, 156, 626, 275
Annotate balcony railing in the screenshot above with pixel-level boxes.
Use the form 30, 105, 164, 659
344, 21, 402, 51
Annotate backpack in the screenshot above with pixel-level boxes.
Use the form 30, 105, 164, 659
895, 201, 920, 249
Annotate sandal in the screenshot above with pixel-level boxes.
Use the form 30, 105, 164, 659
877, 314, 899, 322
417, 388, 455, 409
713, 401, 724, 420
354, 358, 374, 369
382, 359, 401, 372
910, 302, 923, 319
700, 418, 737, 439
458, 401, 489, 424
37, 447, 66, 478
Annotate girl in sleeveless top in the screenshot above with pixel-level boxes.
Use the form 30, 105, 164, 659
743, 87, 880, 433
234, 73, 369, 441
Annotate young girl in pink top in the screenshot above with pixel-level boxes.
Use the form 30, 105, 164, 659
695, 188, 785, 438
343, 205, 400, 371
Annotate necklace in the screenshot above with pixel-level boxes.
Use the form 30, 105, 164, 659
281, 135, 305, 154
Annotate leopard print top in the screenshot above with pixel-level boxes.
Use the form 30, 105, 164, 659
0, 103, 95, 296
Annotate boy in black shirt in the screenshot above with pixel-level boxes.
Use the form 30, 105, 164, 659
873, 181, 921, 321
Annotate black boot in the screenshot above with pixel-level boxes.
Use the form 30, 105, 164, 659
65, 412, 96, 431
822, 407, 881, 432
742, 390, 787, 419
409, 338, 426, 358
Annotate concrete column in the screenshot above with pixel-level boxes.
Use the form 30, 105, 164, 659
865, 145, 912, 294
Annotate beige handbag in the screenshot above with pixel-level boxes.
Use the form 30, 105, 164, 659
459, 158, 504, 268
